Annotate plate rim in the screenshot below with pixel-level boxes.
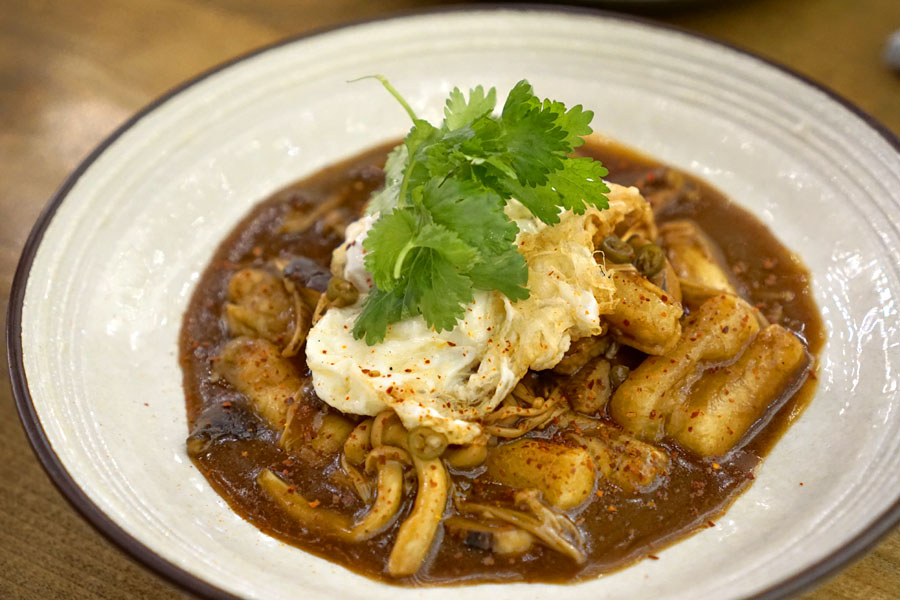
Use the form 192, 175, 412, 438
7, 4, 900, 599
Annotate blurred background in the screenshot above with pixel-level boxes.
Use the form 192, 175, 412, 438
1, 1, 898, 598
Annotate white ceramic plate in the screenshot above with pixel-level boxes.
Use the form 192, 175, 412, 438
9, 7, 900, 600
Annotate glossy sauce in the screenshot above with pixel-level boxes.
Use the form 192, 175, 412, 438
179, 139, 824, 585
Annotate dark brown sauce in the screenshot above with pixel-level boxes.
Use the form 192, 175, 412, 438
179, 139, 824, 586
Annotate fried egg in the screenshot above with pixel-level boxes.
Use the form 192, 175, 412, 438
306, 184, 652, 444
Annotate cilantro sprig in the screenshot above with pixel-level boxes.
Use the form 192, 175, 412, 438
352, 77, 610, 344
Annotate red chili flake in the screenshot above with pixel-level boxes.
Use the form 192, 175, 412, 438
222, 401, 232, 409
308, 499, 321, 508
241, 451, 248, 457
623, 319, 631, 327
648, 554, 660, 560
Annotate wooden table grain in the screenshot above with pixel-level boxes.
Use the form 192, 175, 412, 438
2, 1, 898, 598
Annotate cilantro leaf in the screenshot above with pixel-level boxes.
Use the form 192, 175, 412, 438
352, 287, 404, 345
362, 206, 478, 291
414, 221, 479, 267
421, 178, 516, 255
404, 248, 475, 332
469, 249, 529, 300
367, 145, 407, 214
401, 119, 442, 202
350, 77, 610, 344
361, 208, 418, 291
444, 85, 497, 131
544, 156, 611, 214
541, 100, 594, 150
501, 179, 563, 224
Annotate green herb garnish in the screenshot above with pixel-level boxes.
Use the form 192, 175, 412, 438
352, 77, 610, 344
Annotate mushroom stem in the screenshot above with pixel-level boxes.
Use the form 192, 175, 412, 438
387, 456, 449, 577
346, 460, 405, 541
258, 469, 351, 533
259, 458, 407, 542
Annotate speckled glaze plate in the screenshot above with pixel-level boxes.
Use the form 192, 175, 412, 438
8, 7, 900, 600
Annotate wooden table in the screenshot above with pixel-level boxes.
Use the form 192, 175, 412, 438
2, 1, 898, 598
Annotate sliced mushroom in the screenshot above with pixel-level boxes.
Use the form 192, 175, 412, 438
343, 418, 373, 465
658, 220, 738, 308
279, 189, 351, 235
225, 269, 293, 345
339, 454, 372, 503
565, 421, 670, 493
279, 278, 312, 358
215, 337, 302, 431
308, 412, 355, 455
651, 258, 683, 306
553, 335, 612, 376
561, 357, 612, 414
